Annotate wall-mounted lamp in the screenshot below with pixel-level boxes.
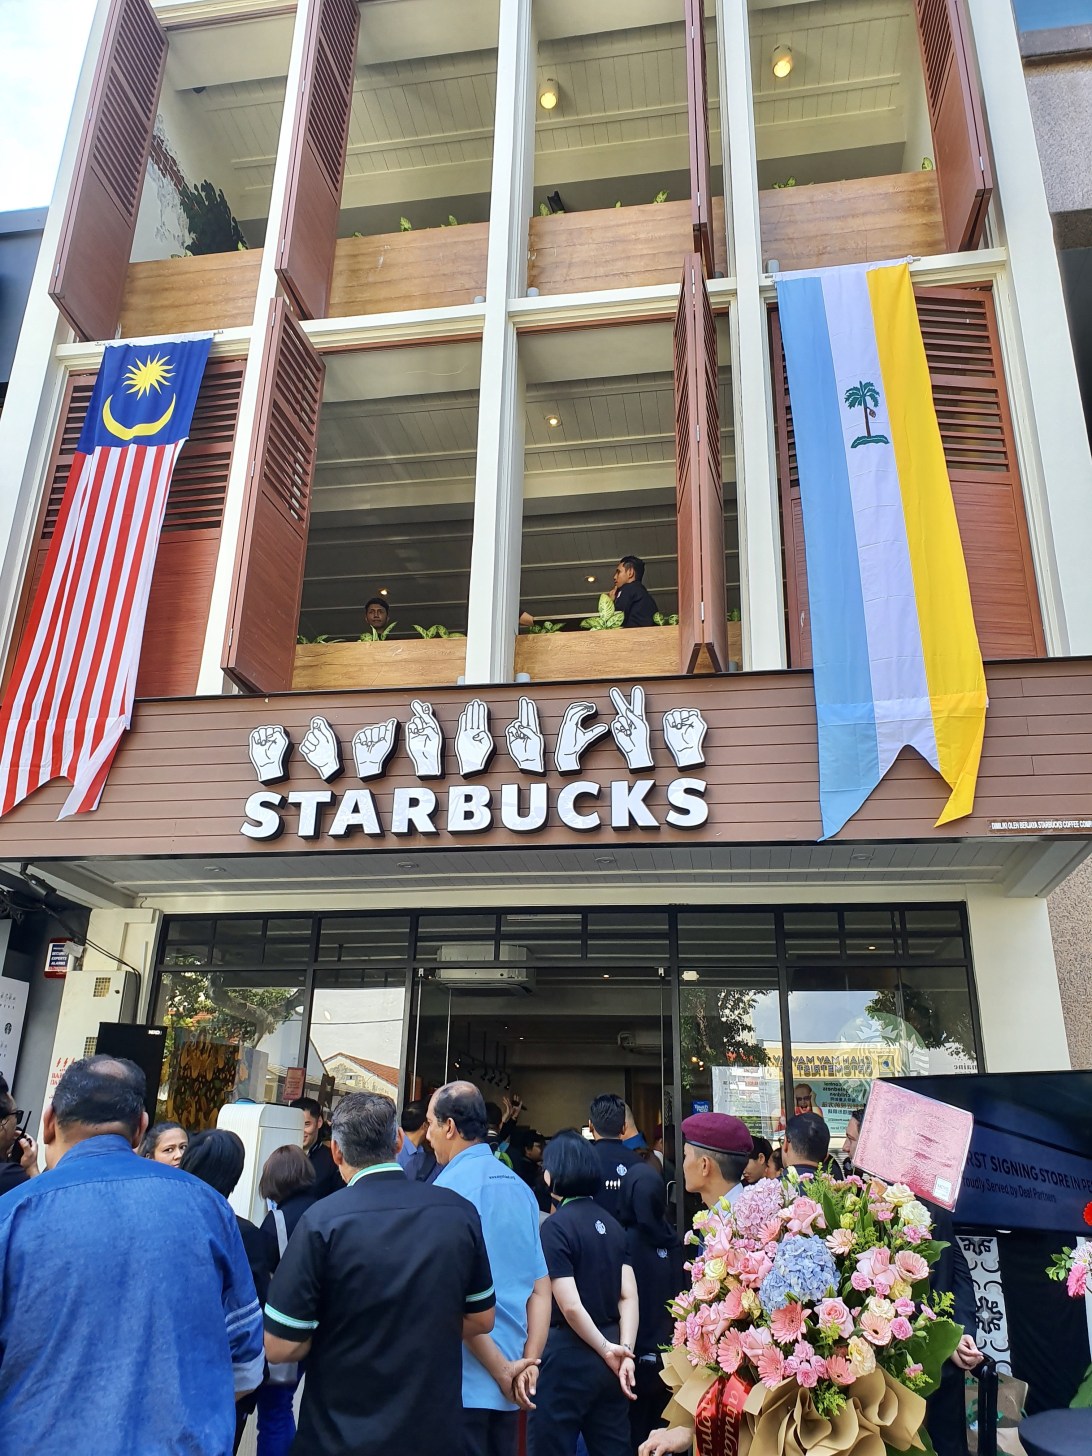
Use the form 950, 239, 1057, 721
772, 45, 793, 79
539, 77, 559, 111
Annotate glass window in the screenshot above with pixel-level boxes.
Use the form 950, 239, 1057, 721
318, 915, 411, 965
587, 911, 669, 965
903, 907, 966, 960
676, 911, 777, 966
783, 909, 840, 962
154, 969, 306, 1130
416, 914, 497, 963
210, 918, 264, 966
500, 913, 582, 962
680, 970, 783, 1137
263, 918, 313, 966
843, 908, 898, 959
308, 969, 409, 1105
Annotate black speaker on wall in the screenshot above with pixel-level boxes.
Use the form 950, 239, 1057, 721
95, 1023, 167, 1124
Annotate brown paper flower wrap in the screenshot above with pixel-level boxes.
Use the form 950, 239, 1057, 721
660, 1348, 927, 1456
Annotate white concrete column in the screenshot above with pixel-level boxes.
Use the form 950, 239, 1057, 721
965, 886, 1070, 1071
195, 0, 316, 693
0, 0, 111, 667
965, 0, 1092, 655
462, 0, 536, 685
82, 907, 164, 1023
716, 0, 786, 671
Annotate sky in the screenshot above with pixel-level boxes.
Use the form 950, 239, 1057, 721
0, 0, 96, 212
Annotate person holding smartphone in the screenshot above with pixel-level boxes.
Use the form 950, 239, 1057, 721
0, 1088, 38, 1198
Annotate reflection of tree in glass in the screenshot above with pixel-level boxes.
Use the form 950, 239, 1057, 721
160, 969, 301, 1069
681, 986, 768, 1092
865, 985, 974, 1065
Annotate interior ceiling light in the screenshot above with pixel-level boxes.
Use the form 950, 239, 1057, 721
539, 77, 559, 111
545, 413, 561, 427
378, 587, 389, 596
772, 45, 793, 79
586, 575, 596, 583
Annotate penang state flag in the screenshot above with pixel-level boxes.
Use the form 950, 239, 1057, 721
775, 262, 986, 840
0, 336, 211, 820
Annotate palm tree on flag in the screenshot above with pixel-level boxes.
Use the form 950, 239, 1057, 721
844, 380, 889, 447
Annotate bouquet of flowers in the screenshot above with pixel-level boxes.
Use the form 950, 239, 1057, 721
660, 1169, 964, 1456
1045, 1201, 1092, 1298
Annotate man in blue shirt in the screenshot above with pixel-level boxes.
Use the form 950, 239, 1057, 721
430, 1080, 551, 1456
0, 1055, 264, 1456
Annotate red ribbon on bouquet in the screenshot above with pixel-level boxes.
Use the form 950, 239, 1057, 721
695, 1374, 752, 1456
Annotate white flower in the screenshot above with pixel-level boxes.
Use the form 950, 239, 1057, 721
898, 1200, 931, 1230
885, 1183, 914, 1207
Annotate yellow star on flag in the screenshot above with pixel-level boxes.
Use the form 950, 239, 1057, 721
123, 353, 175, 398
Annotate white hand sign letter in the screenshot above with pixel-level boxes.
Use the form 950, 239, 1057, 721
352, 719, 398, 780
455, 699, 495, 777
406, 699, 443, 778
299, 716, 342, 781
555, 701, 610, 774
504, 697, 545, 774
609, 685, 653, 771
662, 708, 708, 768
248, 725, 290, 784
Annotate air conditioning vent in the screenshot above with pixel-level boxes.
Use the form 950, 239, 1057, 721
435, 943, 534, 993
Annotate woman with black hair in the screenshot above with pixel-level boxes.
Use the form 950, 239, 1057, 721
528, 1130, 639, 1456
137, 1121, 188, 1167
254, 1145, 316, 1456
181, 1129, 270, 1455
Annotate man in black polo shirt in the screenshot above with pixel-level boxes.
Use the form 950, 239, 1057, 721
265, 1091, 496, 1455
588, 1093, 662, 1230
610, 555, 658, 628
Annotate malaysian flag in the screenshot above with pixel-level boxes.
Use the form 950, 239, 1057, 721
0, 336, 212, 819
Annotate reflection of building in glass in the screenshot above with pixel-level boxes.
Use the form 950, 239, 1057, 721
321, 1053, 399, 1100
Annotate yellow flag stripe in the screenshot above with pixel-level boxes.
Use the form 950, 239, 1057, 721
867, 264, 987, 826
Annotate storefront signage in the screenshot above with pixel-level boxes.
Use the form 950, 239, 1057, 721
240, 692, 711, 842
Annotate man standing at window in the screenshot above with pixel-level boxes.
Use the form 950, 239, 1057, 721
265, 1091, 496, 1456
611, 555, 659, 627
0, 1056, 265, 1455
428, 1081, 551, 1456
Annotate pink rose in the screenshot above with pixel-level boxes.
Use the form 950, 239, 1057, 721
859, 1311, 893, 1347
795, 1364, 819, 1388
739, 1326, 773, 1362
895, 1298, 916, 1318
890, 1317, 913, 1341
756, 1346, 786, 1388
817, 1298, 854, 1338
826, 1354, 855, 1387
771, 1301, 806, 1345
851, 1271, 872, 1292
895, 1251, 930, 1284
787, 1197, 826, 1236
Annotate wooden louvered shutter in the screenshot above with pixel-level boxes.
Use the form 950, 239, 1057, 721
675, 255, 728, 673
276, 0, 359, 320
50, 0, 167, 341
913, 0, 993, 251
224, 299, 326, 693
137, 359, 246, 697
684, 0, 715, 277
917, 287, 1044, 658
771, 285, 1044, 667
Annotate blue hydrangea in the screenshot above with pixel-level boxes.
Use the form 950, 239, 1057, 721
759, 1235, 839, 1313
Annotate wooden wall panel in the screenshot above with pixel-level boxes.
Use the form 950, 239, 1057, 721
328, 226, 489, 318
759, 173, 945, 273
119, 250, 262, 337
528, 200, 729, 296
0, 661, 1090, 856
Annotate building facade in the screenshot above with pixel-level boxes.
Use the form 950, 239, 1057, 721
1, 0, 1091, 1152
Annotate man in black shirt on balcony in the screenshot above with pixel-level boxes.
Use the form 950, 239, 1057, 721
611, 556, 658, 628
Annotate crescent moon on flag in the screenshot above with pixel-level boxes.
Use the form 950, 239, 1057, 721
102, 392, 176, 441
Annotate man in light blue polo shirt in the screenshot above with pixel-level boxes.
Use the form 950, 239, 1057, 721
430, 1080, 551, 1456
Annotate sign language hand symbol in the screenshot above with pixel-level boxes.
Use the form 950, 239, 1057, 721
456, 699, 495, 777
662, 708, 708, 768
505, 697, 545, 774
352, 719, 398, 780
406, 699, 443, 778
555, 701, 610, 774
299, 715, 342, 781
609, 685, 654, 771
248, 725, 290, 784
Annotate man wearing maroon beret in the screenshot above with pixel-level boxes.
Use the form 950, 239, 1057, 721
680, 1112, 754, 1215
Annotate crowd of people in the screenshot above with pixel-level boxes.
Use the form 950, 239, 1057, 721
0, 1061, 979, 1456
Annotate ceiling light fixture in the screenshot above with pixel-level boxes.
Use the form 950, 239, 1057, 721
545, 413, 561, 427
539, 77, 559, 111
203, 865, 227, 874
378, 587, 389, 596
397, 860, 418, 871
772, 45, 793, 79
586, 575, 596, 583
